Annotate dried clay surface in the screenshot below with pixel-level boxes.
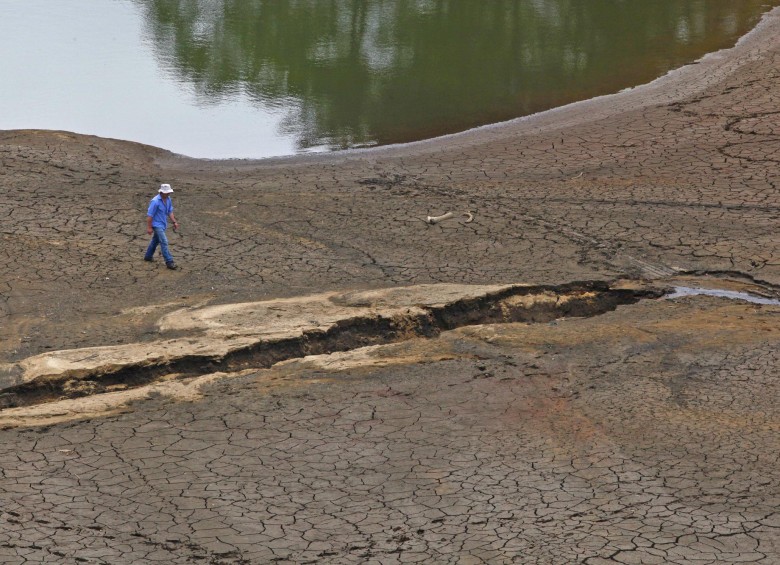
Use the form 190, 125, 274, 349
0, 7, 780, 565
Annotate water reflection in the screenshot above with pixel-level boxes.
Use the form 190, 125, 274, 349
135, 0, 775, 153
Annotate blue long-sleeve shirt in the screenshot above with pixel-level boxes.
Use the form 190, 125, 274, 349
147, 195, 174, 229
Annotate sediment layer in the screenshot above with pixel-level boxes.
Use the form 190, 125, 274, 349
0, 281, 661, 409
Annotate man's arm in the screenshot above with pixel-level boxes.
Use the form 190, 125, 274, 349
169, 212, 179, 231
147, 198, 158, 235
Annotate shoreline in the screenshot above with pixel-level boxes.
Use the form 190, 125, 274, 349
2, 8, 778, 169
155, 5, 780, 168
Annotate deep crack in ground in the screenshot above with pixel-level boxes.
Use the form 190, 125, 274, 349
0, 281, 661, 410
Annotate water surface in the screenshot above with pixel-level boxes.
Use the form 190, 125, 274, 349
1, 0, 777, 158
666, 287, 780, 306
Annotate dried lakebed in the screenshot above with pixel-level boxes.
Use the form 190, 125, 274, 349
0, 8, 779, 564
0, 276, 778, 563
1, 275, 777, 422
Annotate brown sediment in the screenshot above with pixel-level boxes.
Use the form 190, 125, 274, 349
0, 8, 779, 564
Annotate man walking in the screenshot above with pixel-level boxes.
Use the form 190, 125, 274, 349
144, 183, 180, 270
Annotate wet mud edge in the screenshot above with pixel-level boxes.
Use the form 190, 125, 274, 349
0, 281, 664, 410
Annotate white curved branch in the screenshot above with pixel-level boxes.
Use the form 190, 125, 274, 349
426, 212, 454, 224
425, 211, 475, 225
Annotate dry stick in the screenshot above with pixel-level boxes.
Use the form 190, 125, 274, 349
426, 211, 475, 225
426, 212, 454, 224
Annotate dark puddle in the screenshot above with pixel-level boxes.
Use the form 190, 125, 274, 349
666, 286, 780, 306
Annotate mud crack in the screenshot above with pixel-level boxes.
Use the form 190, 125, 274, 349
0, 281, 663, 410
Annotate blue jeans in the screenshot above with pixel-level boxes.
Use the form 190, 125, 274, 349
144, 226, 174, 264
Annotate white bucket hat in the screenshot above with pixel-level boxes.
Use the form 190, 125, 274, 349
159, 183, 174, 194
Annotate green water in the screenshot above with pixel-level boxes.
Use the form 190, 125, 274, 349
1, 0, 777, 158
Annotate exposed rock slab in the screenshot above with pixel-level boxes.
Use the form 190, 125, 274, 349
0, 281, 655, 410
14, 284, 511, 383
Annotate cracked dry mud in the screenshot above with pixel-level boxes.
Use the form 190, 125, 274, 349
1, 8, 780, 565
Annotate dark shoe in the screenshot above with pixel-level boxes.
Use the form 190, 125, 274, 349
144, 257, 154, 262
166, 262, 178, 270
